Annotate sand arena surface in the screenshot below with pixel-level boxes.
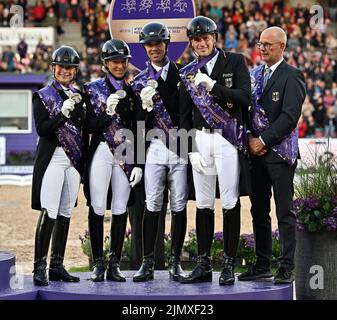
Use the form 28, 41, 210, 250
0, 185, 277, 274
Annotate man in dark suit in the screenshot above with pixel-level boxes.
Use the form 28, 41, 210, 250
238, 26, 306, 284
179, 16, 251, 285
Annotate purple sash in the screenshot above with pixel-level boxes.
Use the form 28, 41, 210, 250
84, 77, 134, 177
107, 73, 124, 91
250, 65, 298, 165
179, 53, 248, 155
37, 81, 83, 173
132, 59, 175, 145
146, 56, 170, 81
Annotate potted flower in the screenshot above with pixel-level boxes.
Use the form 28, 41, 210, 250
294, 150, 337, 300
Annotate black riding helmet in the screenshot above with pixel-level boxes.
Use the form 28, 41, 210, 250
186, 16, 218, 40
51, 46, 80, 67
139, 22, 170, 45
101, 39, 132, 61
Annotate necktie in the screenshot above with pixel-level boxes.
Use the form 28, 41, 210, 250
200, 66, 208, 75
263, 66, 271, 90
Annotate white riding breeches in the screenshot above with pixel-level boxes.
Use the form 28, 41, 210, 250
193, 130, 240, 210
40, 147, 81, 219
89, 142, 131, 216
145, 139, 188, 212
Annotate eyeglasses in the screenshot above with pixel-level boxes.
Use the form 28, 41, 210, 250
256, 41, 281, 50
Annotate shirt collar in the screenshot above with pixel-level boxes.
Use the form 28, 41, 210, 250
151, 60, 170, 81
266, 57, 284, 74
205, 50, 220, 75
60, 84, 72, 97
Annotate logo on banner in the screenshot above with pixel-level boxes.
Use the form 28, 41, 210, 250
109, 0, 196, 70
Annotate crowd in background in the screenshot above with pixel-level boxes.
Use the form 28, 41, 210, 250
0, 0, 336, 137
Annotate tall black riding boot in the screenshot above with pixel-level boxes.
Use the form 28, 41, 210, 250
106, 212, 128, 281
88, 206, 105, 282
219, 201, 241, 285
154, 203, 167, 270
49, 215, 80, 282
128, 186, 145, 270
133, 209, 159, 282
180, 208, 214, 284
169, 208, 187, 281
33, 209, 55, 286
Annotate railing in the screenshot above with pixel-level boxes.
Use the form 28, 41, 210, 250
0, 174, 32, 186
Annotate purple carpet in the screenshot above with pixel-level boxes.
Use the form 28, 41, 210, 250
0, 271, 293, 300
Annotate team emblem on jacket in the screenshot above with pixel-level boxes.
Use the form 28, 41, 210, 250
272, 91, 280, 102
225, 77, 233, 88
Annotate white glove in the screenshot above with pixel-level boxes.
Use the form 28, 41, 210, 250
61, 99, 75, 118
106, 93, 120, 116
143, 100, 154, 112
189, 152, 207, 174
129, 167, 143, 188
140, 86, 156, 112
194, 72, 216, 92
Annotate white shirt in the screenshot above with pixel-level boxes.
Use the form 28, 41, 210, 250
266, 57, 284, 78
203, 50, 220, 76
151, 60, 170, 82
61, 84, 73, 98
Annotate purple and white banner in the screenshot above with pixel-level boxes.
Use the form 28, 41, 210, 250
108, 0, 195, 70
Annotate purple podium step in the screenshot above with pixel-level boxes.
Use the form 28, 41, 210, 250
0, 252, 15, 291
0, 271, 293, 300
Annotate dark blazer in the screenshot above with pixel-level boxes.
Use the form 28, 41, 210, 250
31, 88, 86, 210
83, 76, 141, 208
248, 61, 306, 269
180, 51, 251, 136
251, 60, 306, 163
137, 61, 183, 148
179, 50, 252, 196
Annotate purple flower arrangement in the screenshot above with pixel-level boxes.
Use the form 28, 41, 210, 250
294, 196, 337, 233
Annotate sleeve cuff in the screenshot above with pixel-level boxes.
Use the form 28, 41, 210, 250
259, 136, 266, 146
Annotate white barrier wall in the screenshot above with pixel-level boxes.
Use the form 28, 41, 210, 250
0, 138, 336, 185
0, 27, 55, 53
298, 138, 337, 168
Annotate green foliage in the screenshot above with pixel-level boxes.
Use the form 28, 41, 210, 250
183, 229, 281, 265
295, 148, 337, 233
182, 229, 197, 260
80, 228, 172, 265
295, 151, 337, 201
80, 228, 282, 266
9, 150, 35, 165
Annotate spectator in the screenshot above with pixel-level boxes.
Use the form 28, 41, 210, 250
323, 89, 335, 109
324, 107, 337, 137
17, 37, 28, 60
331, 82, 337, 97
0, 2, 9, 27
70, 0, 80, 22
32, 0, 46, 23
237, 32, 249, 52
225, 33, 238, 50
2, 46, 15, 71
298, 115, 308, 138
302, 95, 315, 119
